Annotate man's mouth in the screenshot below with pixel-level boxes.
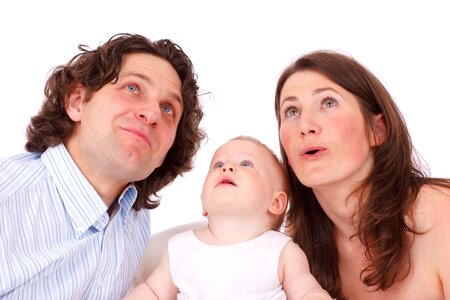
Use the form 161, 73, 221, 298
121, 127, 151, 146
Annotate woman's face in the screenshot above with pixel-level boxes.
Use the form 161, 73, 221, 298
278, 70, 377, 191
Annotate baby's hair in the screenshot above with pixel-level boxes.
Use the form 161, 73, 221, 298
229, 135, 290, 230
229, 135, 282, 164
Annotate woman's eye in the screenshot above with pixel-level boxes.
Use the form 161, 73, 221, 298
214, 162, 224, 168
240, 160, 253, 168
284, 106, 298, 117
125, 84, 138, 93
322, 97, 337, 108
161, 104, 173, 115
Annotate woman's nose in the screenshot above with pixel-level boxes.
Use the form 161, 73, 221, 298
299, 111, 320, 136
300, 127, 317, 136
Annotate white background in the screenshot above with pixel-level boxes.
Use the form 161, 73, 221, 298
1, 1, 449, 234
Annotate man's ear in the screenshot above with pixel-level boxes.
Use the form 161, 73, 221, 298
268, 191, 287, 216
370, 113, 387, 146
65, 84, 85, 122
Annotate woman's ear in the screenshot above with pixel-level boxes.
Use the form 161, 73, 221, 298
65, 84, 85, 122
371, 113, 387, 146
268, 191, 288, 216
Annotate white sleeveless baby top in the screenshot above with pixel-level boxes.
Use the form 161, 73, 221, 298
168, 229, 291, 300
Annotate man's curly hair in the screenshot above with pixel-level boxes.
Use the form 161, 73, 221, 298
26, 33, 206, 210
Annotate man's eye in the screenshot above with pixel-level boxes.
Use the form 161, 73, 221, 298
161, 104, 173, 114
126, 84, 138, 93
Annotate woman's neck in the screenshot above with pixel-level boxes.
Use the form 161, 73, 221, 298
314, 183, 363, 239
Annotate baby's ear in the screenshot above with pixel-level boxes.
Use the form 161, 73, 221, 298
268, 191, 287, 216
65, 84, 86, 122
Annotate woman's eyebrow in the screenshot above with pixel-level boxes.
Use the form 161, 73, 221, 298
312, 87, 339, 95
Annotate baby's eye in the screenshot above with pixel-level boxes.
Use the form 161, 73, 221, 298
284, 106, 298, 117
214, 162, 224, 168
240, 160, 253, 168
322, 97, 337, 108
161, 104, 173, 115
125, 84, 139, 93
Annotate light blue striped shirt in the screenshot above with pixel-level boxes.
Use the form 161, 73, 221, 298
0, 144, 151, 299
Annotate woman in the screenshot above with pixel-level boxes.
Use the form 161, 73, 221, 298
275, 50, 450, 299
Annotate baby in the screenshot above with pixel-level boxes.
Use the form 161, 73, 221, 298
124, 136, 331, 299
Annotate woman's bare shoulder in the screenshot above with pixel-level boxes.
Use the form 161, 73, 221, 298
415, 184, 450, 293
408, 184, 450, 289
412, 183, 450, 232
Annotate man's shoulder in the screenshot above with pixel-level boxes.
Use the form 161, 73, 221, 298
0, 151, 47, 197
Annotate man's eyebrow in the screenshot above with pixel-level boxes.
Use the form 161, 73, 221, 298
123, 72, 183, 105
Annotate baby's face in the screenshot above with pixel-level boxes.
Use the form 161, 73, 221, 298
201, 139, 285, 218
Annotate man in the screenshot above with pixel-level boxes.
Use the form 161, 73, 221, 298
0, 33, 205, 299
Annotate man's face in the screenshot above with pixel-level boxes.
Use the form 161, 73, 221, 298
65, 53, 183, 194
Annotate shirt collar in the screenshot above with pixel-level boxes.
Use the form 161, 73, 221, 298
41, 144, 138, 237
118, 184, 138, 220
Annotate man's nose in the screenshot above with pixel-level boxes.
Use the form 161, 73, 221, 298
135, 103, 161, 126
